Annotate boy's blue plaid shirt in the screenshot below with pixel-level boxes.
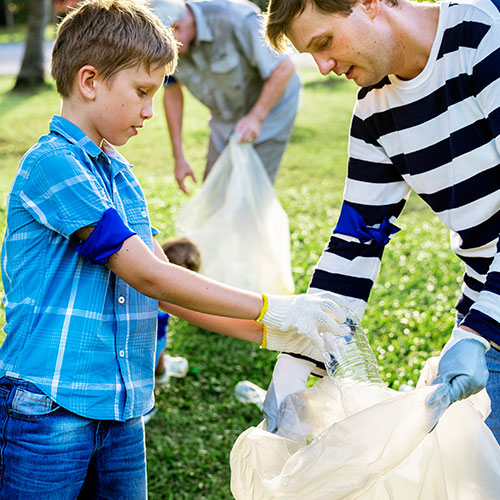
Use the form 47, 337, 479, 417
0, 116, 159, 421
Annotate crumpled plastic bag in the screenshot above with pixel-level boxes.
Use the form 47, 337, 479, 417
230, 357, 500, 500
175, 137, 294, 294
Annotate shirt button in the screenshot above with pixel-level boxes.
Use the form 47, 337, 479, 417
118, 296, 125, 304
119, 350, 125, 358
141, 210, 147, 218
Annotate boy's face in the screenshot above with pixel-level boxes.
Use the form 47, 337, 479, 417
90, 64, 165, 147
287, 0, 395, 87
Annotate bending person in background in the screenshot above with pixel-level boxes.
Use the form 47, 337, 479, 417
264, 0, 500, 444
151, 0, 301, 193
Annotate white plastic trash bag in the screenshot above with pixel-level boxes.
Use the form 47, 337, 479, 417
175, 137, 294, 294
230, 358, 500, 500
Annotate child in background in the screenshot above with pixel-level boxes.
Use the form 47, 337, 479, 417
0, 1, 347, 496
155, 237, 201, 385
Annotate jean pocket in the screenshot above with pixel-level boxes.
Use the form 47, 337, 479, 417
10, 387, 59, 418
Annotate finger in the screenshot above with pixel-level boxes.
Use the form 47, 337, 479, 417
318, 314, 342, 334
426, 383, 451, 409
317, 291, 349, 309
189, 172, 197, 184
322, 300, 347, 324
307, 328, 325, 349
178, 178, 189, 195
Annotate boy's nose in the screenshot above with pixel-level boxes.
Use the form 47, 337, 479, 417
142, 101, 154, 120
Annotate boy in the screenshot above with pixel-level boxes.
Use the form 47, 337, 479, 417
0, 1, 347, 497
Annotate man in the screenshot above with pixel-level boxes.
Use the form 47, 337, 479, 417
151, 0, 301, 193
264, 0, 500, 443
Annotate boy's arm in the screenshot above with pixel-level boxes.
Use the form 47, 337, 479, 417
105, 232, 263, 319
74, 226, 348, 350
159, 301, 264, 344
152, 237, 263, 343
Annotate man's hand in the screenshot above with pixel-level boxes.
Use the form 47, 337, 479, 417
234, 113, 262, 143
174, 156, 197, 194
428, 328, 490, 407
257, 291, 349, 348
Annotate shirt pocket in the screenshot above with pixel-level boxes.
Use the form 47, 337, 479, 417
209, 52, 246, 122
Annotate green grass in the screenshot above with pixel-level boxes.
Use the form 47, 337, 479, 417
0, 69, 462, 499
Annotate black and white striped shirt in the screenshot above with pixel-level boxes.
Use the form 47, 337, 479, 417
309, 0, 500, 346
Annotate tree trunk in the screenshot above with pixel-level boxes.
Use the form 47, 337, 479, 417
14, 0, 50, 90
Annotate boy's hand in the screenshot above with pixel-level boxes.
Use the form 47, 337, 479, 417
256, 292, 348, 348
260, 325, 323, 360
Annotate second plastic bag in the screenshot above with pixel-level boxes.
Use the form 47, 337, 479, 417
175, 137, 294, 294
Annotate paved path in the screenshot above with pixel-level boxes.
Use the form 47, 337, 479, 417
0, 41, 315, 77
0, 41, 54, 76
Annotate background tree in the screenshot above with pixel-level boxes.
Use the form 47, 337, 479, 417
14, 0, 50, 90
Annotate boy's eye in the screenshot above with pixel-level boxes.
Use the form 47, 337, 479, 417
137, 88, 147, 97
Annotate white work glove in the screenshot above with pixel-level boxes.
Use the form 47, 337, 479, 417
261, 324, 324, 361
256, 291, 348, 349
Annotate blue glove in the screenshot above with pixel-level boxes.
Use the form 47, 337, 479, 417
428, 330, 490, 407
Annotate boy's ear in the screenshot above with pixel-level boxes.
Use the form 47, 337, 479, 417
77, 65, 99, 100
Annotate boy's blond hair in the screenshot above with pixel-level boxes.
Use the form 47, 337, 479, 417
51, 0, 178, 97
162, 237, 201, 273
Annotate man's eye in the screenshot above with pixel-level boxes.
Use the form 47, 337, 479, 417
318, 37, 332, 50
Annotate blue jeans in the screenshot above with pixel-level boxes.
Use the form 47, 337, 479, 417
485, 347, 500, 444
0, 377, 147, 499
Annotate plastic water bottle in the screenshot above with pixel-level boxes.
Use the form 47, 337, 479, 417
234, 380, 267, 410
322, 312, 382, 383
322, 312, 386, 415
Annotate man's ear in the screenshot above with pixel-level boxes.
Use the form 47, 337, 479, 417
77, 65, 99, 100
360, 0, 381, 19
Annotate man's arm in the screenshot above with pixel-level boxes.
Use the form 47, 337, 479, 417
163, 81, 197, 193
308, 105, 411, 319
235, 57, 296, 143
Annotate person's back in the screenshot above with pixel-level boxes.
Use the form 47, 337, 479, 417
151, 0, 301, 191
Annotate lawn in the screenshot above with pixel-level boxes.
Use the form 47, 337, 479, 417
0, 68, 462, 499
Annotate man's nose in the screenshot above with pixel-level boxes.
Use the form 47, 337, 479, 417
312, 54, 335, 76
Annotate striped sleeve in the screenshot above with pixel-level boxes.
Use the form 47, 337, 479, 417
309, 105, 411, 319
463, 239, 500, 347
461, 12, 500, 347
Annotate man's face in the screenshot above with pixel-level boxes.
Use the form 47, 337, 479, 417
171, 19, 194, 55
287, 0, 394, 87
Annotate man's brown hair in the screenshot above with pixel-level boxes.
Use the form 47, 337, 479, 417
51, 0, 178, 97
162, 237, 201, 272
265, 0, 398, 52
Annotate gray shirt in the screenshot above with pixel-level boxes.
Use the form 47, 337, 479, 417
173, 0, 301, 143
